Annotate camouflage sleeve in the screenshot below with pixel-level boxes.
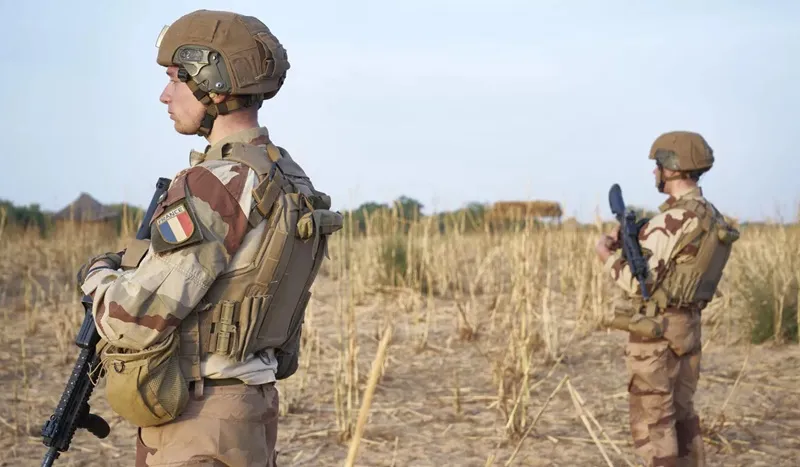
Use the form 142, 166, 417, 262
603, 208, 700, 297
80, 161, 256, 351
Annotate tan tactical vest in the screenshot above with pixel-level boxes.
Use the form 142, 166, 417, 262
174, 141, 343, 384
642, 192, 739, 315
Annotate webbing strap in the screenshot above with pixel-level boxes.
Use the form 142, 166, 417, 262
183, 75, 256, 137
266, 143, 282, 162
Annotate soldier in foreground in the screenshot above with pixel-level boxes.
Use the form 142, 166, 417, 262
78, 9, 342, 466
595, 131, 739, 466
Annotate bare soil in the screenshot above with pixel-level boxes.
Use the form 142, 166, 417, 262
1, 276, 799, 467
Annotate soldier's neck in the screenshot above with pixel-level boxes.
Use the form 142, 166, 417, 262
205, 113, 260, 146
666, 180, 698, 199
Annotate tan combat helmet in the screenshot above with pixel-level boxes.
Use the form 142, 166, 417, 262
648, 131, 714, 191
156, 9, 290, 137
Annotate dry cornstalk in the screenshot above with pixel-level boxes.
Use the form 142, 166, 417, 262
504, 374, 569, 466
344, 322, 394, 467
566, 379, 615, 467
711, 346, 751, 434
572, 382, 636, 467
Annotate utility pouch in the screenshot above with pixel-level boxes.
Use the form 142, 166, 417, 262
609, 312, 664, 339
100, 332, 189, 428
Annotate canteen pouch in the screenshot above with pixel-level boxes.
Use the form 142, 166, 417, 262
100, 332, 189, 427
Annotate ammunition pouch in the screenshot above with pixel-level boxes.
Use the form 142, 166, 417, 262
100, 333, 189, 428
608, 311, 664, 339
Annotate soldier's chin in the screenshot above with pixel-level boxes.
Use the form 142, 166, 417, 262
173, 120, 201, 136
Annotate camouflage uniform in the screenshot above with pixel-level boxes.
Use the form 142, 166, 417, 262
603, 131, 739, 467
78, 10, 332, 467
82, 127, 281, 466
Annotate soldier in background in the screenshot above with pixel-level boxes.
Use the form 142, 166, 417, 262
78, 9, 342, 467
595, 131, 739, 466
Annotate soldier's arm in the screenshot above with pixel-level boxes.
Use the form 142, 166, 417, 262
603, 208, 700, 297
80, 161, 256, 351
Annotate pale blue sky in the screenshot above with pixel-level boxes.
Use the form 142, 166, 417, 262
3, 1, 798, 222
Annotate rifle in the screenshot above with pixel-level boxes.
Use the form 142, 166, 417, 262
608, 183, 650, 300
40, 177, 171, 467
606, 184, 664, 339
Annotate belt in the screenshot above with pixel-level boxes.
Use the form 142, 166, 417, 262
188, 378, 242, 391
666, 302, 704, 312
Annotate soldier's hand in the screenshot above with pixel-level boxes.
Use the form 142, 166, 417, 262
595, 235, 614, 260
76, 251, 124, 287
607, 224, 621, 250
610, 224, 620, 240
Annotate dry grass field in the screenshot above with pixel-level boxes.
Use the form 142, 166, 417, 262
1, 208, 799, 466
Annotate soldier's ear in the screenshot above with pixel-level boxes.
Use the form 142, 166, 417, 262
661, 167, 678, 177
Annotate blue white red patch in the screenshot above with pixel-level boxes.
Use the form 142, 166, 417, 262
156, 203, 195, 244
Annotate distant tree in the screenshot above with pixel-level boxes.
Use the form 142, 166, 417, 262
0, 199, 50, 235
342, 201, 391, 234
393, 196, 424, 220
356, 201, 389, 215
465, 202, 487, 216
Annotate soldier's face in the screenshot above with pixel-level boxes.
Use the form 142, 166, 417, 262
653, 164, 665, 192
159, 66, 206, 135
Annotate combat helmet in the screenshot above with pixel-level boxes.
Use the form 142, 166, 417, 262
648, 131, 714, 191
156, 9, 290, 137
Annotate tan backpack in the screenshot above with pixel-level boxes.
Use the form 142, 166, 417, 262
643, 193, 739, 316
175, 141, 343, 383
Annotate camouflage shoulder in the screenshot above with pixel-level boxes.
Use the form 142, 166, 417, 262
638, 207, 699, 241
221, 142, 275, 177
150, 177, 205, 255
151, 162, 255, 256
194, 157, 256, 202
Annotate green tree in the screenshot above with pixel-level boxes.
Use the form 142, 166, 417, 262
393, 196, 423, 221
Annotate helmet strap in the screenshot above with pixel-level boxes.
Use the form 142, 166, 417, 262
656, 165, 688, 193
180, 69, 261, 137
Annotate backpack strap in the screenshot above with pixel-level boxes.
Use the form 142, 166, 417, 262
222, 141, 333, 228
221, 142, 296, 227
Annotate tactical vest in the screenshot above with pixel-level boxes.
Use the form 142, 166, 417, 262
642, 193, 739, 315
172, 141, 343, 386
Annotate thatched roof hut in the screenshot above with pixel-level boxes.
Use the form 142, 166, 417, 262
53, 193, 119, 223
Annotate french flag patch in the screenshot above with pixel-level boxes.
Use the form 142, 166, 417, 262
156, 204, 195, 244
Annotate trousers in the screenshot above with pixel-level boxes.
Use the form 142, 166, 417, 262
625, 307, 706, 467
135, 381, 279, 466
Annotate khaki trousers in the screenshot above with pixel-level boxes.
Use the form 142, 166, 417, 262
135, 382, 279, 467
625, 308, 706, 467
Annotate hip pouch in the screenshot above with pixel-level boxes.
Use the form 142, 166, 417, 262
608, 311, 664, 339
100, 332, 189, 428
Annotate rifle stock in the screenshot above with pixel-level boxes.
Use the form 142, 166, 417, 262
40, 177, 171, 467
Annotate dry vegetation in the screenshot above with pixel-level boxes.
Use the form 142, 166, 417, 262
1, 206, 799, 466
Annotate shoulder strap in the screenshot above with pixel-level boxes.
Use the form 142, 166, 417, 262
217, 142, 293, 226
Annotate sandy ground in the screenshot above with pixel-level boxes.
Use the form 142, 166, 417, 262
1, 276, 799, 467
